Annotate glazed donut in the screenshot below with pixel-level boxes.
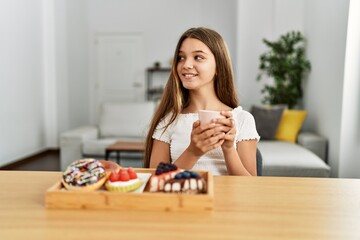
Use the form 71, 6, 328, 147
62, 159, 108, 191
98, 160, 121, 174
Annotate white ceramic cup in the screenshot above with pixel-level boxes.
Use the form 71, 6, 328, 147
198, 110, 225, 126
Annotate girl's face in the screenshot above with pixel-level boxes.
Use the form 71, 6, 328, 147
176, 38, 216, 91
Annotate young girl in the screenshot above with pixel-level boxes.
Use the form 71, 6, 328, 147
144, 27, 260, 176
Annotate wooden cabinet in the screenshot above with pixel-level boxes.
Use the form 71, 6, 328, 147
146, 67, 171, 100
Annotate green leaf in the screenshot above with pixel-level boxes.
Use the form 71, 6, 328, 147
257, 31, 311, 108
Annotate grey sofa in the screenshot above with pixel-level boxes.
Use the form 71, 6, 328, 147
60, 102, 330, 177
258, 132, 330, 177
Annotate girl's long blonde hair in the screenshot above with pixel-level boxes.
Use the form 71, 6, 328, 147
144, 27, 239, 168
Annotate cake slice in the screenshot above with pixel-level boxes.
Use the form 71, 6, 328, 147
149, 162, 182, 192
163, 170, 206, 193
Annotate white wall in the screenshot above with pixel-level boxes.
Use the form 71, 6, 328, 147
303, 0, 350, 177
65, 0, 90, 129
87, 0, 237, 69
236, 0, 274, 109
236, 0, 304, 110
43, 0, 58, 148
339, 0, 360, 178
0, 0, 47, 166
54, 0, 69, 136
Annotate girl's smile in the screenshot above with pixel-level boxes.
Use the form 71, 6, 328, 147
182, 73, 198, 80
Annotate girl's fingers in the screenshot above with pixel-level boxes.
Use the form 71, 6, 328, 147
229, 118, 235, 127
193, 120, 212, 135
226, 125, 236, 135
215, 125, 232, 133
195, 122, 219, 136
204, 132, 225, 146
205, 139, 225, 152
220, 111, 232, 118
224, 132, 235, 141
194, 132, 225, 154
200, 125, 231, 140
215, 111, 235, 128
192, 120, 200, 129
200, 139, 225, 153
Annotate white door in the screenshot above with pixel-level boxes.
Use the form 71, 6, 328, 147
93, 33, 144, 120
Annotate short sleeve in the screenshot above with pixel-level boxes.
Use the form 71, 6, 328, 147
233, 107, 260, 142
152, 114, 172, 144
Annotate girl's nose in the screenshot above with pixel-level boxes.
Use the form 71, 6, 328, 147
183, 59, 194, 69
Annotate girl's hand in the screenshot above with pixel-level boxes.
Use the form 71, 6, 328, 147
215, 111, 236, 152
187, 120, 226, 157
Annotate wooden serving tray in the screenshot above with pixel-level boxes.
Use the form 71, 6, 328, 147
45, 168, 213, 211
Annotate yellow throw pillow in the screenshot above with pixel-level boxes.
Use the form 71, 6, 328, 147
275, 110, 307, 143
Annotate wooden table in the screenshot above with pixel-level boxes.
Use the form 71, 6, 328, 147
1, 171, 360, 240
105, 141, 145, 164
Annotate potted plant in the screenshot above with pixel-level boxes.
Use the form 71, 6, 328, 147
257, 31, 311, 109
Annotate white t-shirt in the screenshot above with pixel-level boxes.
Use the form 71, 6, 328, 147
152, 106, 260, 175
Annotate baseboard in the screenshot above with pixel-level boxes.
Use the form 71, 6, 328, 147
0, 148, 59, 170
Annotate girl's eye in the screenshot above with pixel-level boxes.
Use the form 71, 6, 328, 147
195, 55, 204, 60
177, 56, 185, 62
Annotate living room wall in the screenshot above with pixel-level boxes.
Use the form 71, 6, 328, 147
0, 0, 47, 166
303, 0, 350, 177
236, 0, 304, 109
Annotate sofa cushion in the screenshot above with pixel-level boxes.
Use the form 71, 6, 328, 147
258, 140, 330, 177
99, 102, 155, 138
275, 110, 307, 143
251, 105, 285, 140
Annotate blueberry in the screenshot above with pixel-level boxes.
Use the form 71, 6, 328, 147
182, 171, 191, 179
190, 171, 200, 179
175, 173, 182, 179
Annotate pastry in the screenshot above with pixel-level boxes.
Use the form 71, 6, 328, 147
163, 170, 206, 193
149, 162, 182, 192
105, 167, 143, 192
62, 159, 108, 191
